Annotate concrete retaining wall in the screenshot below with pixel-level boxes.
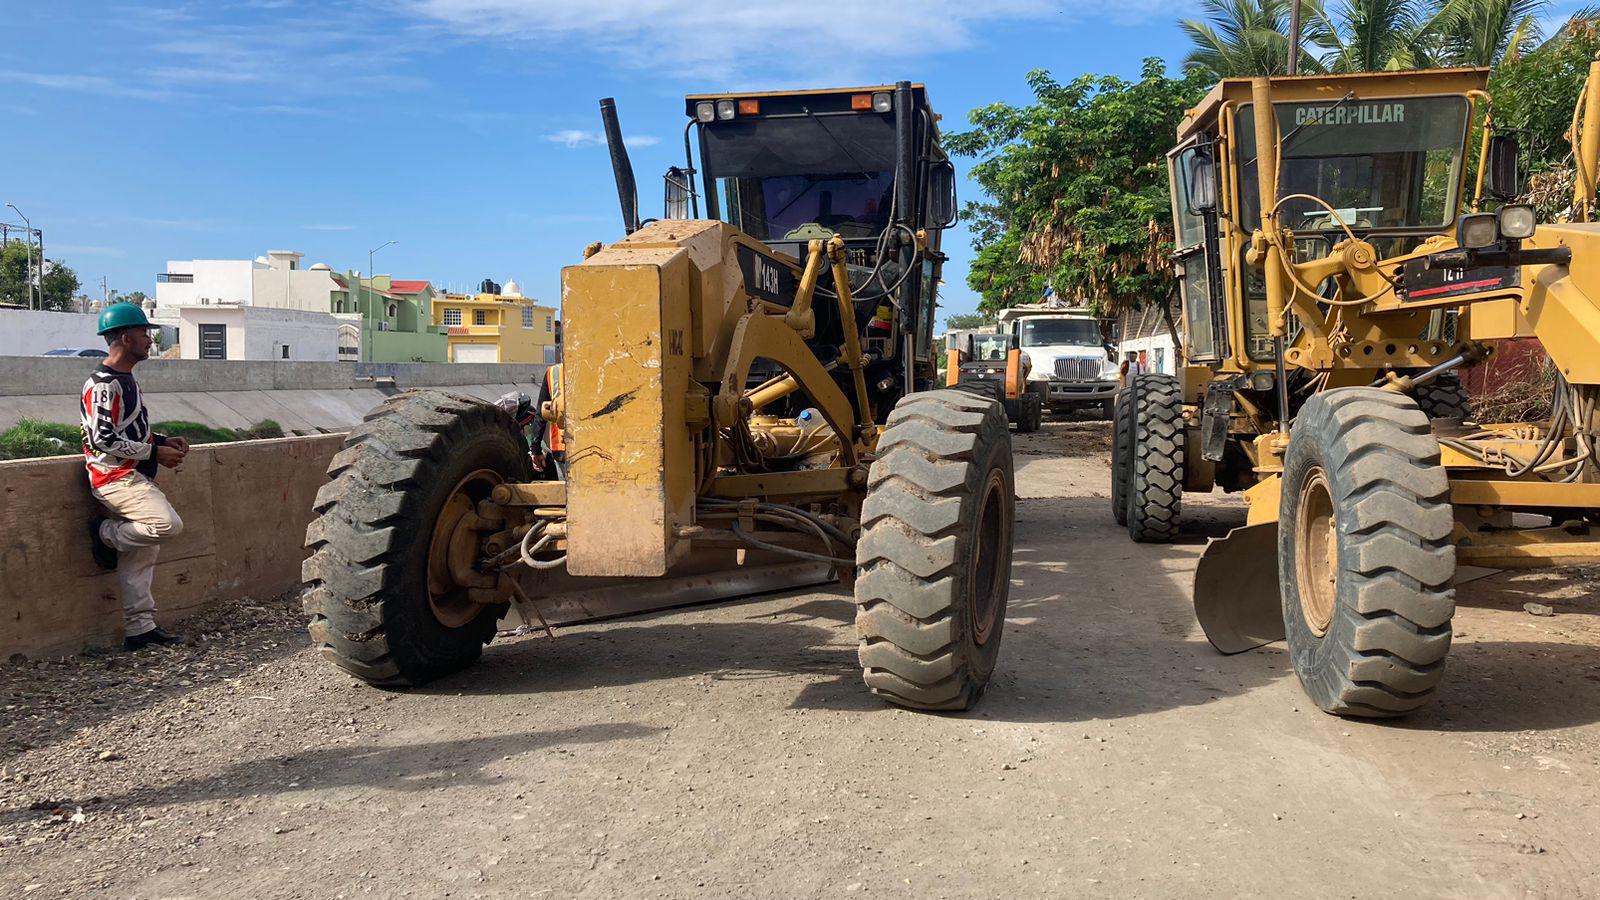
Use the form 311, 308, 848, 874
0, 434, 344, 660
0, 309, 102, 357
0, 358, 547, 433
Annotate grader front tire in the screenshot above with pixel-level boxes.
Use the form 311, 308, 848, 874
1126, 374, 1184, 543
303, 390, 532, 687
1111, 385, 1133, 527
854, 390, 1015, 711
1278, 388, 1456, 718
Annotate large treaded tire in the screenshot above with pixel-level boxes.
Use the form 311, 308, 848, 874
1412, 375, 1471, 421
303, 390, 532, 687
854, 389, 1015, 711
1125, 373, 1183, 543
1017, 392, 1043, 433
1278, 388, 1456, 718
1111, 385, 1133, 527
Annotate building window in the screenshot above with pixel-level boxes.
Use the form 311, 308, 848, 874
545, 314, 552, 333
281, 344, 291, 359
156, 273, 194, 284
387, 303, 397, 318
474, 309, 487, 326
443, 308, 461, 326
522, 307, 534, 328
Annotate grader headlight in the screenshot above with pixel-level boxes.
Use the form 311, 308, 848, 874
1458, 212, 1499, 249
694, 101, 716, 123
1499, 204, 1537, 241
715, 99, 737, 121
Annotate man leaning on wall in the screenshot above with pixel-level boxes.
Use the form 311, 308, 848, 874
81, 303, 190, 650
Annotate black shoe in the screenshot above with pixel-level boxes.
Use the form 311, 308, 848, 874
124, 628, 184, 651
88, 517, 118, 570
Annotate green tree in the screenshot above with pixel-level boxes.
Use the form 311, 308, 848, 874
1435, 0, 1548, 67
1313, 0, 1431, 72
943, 312, 993, 330
0, 239, 81, 311
948, 59, 1207, 330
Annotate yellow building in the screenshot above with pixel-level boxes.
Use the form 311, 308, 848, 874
431, 280, 558, 364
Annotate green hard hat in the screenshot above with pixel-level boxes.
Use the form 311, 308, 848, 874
97, 302, 152, 334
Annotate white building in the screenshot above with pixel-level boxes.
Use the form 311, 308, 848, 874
1116, 301, 1180, 376
155, 250, 340, 314
176, 304, 339, 361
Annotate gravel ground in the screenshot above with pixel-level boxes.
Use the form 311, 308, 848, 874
2, 415, 1599, 898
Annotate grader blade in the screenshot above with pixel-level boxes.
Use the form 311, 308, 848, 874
1193, 523, 1284, 654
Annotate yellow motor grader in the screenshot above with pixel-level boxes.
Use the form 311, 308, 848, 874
303, 83, 1018, 711
1113, 64, 1600, 717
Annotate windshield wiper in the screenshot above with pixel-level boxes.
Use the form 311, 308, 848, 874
1246, 91, 1357, 168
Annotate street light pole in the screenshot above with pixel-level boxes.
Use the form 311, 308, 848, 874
7, 203, 34, 309
365, 240, 397, 363
1287, 0, 1303, 76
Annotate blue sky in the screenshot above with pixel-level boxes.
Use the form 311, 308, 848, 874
3, 0, 1200, 323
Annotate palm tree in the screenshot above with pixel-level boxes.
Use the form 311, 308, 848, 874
1312, 0, 1431, 72
1181, 0, 1329, 78
1433, 0, 1549, 66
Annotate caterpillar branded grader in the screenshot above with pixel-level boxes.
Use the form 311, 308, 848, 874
1113, 64, 1600, 717
303, 83, 1018, 711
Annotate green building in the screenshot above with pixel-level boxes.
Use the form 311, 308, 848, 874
329, 272, 448, 363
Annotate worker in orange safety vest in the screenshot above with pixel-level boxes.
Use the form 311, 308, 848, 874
530, 362, 565, 479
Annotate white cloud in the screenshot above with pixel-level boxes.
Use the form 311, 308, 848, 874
544, 129, 660, 149
400, 0, 1170, 78
303, 224, 357, 232
0, 70, 173, 101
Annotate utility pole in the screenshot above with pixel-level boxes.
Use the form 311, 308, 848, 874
1287, 0, 1302, 76
101, 275, 109, 308
6, 203, 35, 309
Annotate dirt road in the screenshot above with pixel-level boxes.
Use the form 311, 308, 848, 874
4, 419, 1599, 898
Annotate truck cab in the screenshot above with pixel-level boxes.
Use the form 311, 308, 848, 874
997, 307, 1119, 416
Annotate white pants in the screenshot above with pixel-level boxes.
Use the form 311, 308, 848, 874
91, 473, 184, 637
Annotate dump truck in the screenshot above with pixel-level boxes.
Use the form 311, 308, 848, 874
945, 330, 1044, 432
997, 306, 1119, 417
304, 83, 1018, 711
1113, 64, 1600, 718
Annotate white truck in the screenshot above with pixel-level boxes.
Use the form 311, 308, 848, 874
996, 306, 1119, 417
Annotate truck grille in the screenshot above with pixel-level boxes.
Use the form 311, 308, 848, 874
1053, 357, 1098, 381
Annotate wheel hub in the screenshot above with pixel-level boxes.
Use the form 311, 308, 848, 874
967, 470, 1010, 646
1295, 467, 1339, 637
426, 469, 504, 628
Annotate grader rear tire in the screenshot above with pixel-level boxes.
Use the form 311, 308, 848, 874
1111, 385, 1133, 527
1125, 373, 1183, 543
1279, 388, 1456, 718
303, 390, 532, 687
1412, 375, 1471, 421
854, 390, 1015, 711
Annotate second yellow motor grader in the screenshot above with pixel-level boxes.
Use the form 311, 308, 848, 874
304, 83, 1018, 711
1113, 64, 1600, 718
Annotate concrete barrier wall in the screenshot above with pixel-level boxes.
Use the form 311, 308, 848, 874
0, 309, 103, 357
0, 358, 547, 434
0, 434, 344, 660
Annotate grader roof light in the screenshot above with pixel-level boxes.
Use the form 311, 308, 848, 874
872, 92, 892, 113
715, 99, 736, 120
737, 99, 760, 115
694, 101, 716, 123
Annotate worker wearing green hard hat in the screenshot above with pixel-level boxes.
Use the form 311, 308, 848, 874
96, 301, 152, 334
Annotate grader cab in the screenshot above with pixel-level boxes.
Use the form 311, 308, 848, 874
304, 83, 1018, 711
1113, 65, 1600, 717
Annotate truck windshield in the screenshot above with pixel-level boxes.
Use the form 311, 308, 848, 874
701, 114, 898, 241
1019, 318, 1101, 347
969, 334, 1010, 361
1236, 95, 1470, 230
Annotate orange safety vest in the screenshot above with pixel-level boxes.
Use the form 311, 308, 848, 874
545, 364, 565, 453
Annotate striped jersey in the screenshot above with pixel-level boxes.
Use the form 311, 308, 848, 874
80, 365, 158, 488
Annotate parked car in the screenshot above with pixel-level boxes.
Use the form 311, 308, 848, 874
42, 347, 108, 358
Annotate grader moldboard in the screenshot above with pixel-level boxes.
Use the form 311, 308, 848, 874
303, 83, 1018, 711
1114, 65, 1600, 718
